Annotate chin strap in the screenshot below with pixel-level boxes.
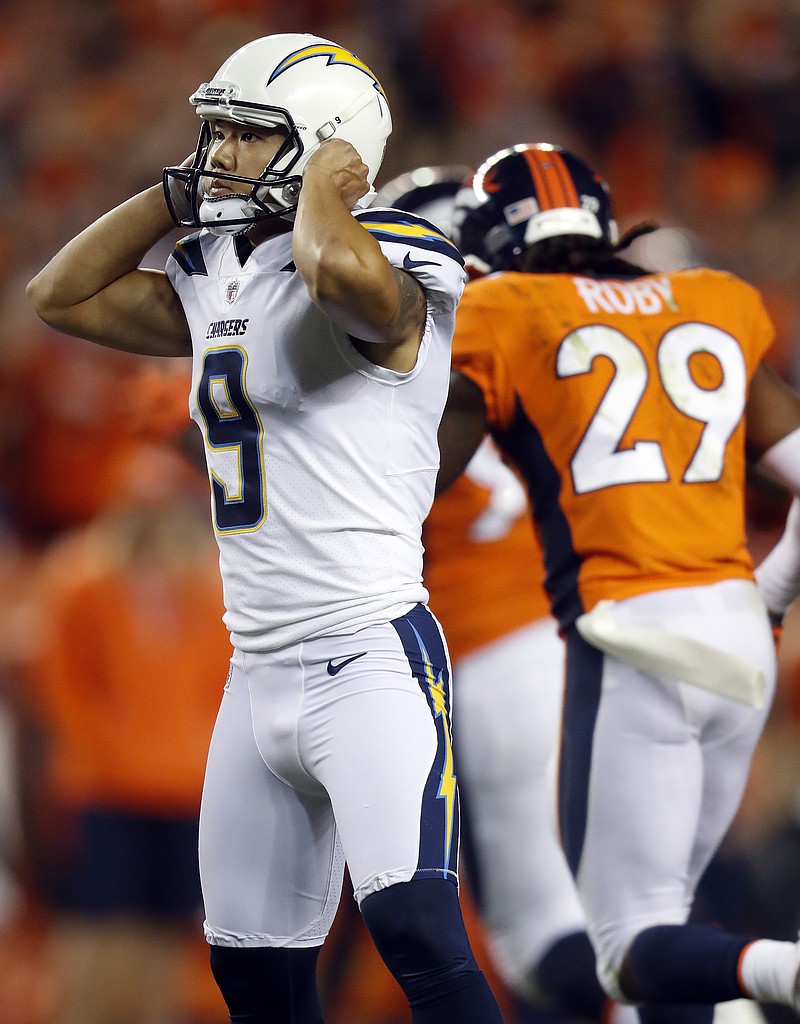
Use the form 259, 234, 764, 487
199, 174, 302, 234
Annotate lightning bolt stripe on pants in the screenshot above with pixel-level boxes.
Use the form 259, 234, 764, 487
391, 604, 459, 882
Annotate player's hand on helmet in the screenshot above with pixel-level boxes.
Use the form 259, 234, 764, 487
304, 140, 369, 211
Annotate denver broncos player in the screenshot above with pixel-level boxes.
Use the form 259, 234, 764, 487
27, 33, 506, 1024
437, 143, 800, 1023
377, 166, 637, 1024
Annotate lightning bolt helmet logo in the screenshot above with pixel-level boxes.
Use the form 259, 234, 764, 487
269, 44, 387, 98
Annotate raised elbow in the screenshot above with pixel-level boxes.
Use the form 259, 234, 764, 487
26, 272, 61, 327
27, 273, 82, 335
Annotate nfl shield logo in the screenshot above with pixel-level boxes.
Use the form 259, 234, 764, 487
225, 278, 240, 305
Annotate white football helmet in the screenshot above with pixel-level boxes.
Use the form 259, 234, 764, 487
163, 33, 392, 234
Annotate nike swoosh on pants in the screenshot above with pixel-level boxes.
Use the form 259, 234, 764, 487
326, 652, 368, 676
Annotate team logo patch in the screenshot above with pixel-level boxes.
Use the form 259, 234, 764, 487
504, 196, 539, 225
225, 278, 240, 305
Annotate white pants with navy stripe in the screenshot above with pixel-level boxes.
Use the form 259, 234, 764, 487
199, 604, 459, 948
559, 579, 776, 1001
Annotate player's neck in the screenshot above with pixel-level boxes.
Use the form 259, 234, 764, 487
247, 218, 292, 247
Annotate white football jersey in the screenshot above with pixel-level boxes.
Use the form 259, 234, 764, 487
166, 208, 466, 651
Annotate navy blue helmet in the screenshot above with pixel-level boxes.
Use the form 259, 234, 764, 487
453, 143, 618, 274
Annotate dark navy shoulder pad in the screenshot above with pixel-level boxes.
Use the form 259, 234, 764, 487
171, 232, 208, 277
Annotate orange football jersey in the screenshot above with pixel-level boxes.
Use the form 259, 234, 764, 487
30, 512, 230, 816
451, 268, 775, 629
424, 441, 551, 665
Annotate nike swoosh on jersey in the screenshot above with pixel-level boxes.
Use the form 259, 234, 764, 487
403, 252, 438, 270
326, 652, 368, 676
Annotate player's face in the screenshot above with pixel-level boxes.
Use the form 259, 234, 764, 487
204, 119, 288, 196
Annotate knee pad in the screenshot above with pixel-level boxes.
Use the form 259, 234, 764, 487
209, 943, 323, 1023
360, 877, 480, 1005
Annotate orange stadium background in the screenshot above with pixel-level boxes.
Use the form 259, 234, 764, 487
4, 1, 800, 1022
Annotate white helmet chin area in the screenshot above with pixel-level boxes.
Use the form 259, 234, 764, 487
198, 195, 260, 235
198, 182, 303, 236
163, 33, 392, 235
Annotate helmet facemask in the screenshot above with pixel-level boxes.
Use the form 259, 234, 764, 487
163, 102, 305, 236
163, 34, 393, 237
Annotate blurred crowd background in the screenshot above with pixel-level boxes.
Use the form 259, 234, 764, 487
4, 0, 800, 1022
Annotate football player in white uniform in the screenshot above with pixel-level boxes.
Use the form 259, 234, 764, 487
27, 33, 505, 1024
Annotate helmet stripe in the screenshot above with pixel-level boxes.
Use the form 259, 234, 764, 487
523, 149, 558, 210
522, 148, 580, 211
551, 150, 581, 207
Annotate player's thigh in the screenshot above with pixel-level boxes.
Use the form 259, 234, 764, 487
199, 653, 343, 947
561, 590, 774, 963
455, 618, 565, 786
561, 630, 702, 938
581, 579, 775, 899
690, 652, 773, 883
455, 620, 583, 971
302, 605, 458, 905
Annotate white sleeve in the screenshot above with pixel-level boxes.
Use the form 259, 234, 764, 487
757, 425, 800, 494
354, 207, 467, 313
755, 498, 800, 621
754, 427, 800, 620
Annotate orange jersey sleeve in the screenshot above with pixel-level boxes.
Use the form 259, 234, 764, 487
451, 268, 775, 628
424, 441, 551, 664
